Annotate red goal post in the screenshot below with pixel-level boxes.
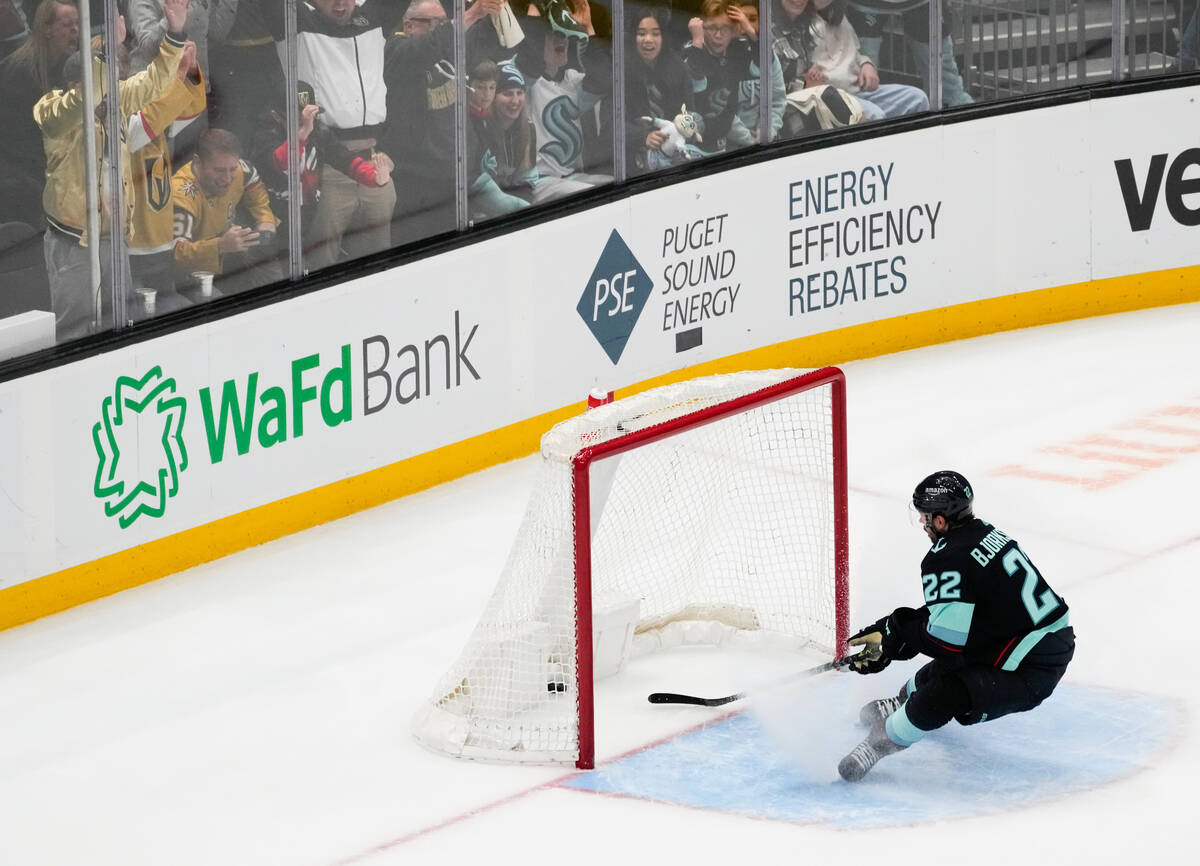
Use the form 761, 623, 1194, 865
412, 367, 849, 769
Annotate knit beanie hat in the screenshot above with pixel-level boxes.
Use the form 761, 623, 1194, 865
496, 56, 526, 92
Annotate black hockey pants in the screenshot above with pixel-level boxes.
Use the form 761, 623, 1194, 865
903, 626, 1075, 732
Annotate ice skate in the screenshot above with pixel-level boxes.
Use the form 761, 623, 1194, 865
858, 694, 904, 726
838, 720, 907, 782
858, 683, 909, 726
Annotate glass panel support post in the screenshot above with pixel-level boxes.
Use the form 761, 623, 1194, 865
1112, 0, 1126, 80
102, 0, 127, 328
929, 0, 943, 110
454, 0, 469, 231
77, 0, 102, 332
284, 0, 304, 279
758, 0, 774, 142
612, 0, 627, 183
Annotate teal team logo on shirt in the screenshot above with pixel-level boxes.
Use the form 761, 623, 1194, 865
540, 95, 583, 167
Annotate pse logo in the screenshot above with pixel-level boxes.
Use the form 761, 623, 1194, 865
1114, 148, 1200, 232
92, 367, 189, 529
577, 229, 653, 364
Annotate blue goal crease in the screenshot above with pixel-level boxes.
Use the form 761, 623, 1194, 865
558, 684, 1179, 829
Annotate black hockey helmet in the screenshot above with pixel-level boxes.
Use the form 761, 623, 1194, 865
912, 470, 974, 524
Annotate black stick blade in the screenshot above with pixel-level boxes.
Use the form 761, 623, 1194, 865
646, 653, 862, 709
647, 691, 745, 707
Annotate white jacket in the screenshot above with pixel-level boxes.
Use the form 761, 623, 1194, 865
272, 0, 389, 136
809, 14, 874, 94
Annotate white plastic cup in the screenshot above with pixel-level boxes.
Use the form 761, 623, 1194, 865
193, 271, 214, 298
137, 288, 157, 316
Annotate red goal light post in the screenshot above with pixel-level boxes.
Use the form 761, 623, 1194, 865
413, 368, 849, 769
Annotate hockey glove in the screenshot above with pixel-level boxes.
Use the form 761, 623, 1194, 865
847, 617, 891, 674
881, 607, 923, 661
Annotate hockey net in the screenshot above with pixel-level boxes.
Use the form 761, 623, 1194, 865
412, 367, 848, 768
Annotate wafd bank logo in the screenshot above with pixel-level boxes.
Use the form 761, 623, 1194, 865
577, 229, 653, 364
92, 367, 189, 528
89, 315, 481, 529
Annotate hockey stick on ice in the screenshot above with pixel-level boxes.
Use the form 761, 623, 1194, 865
646, 651, 866, 707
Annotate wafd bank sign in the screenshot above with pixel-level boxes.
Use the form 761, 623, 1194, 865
89, 313, 481, 530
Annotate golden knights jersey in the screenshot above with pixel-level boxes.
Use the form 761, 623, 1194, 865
903, 518, 1070, 670
171, 157, 278, 275
128, 74, 206, 256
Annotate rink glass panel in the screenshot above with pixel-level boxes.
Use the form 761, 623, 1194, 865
0, 0, 1193, 361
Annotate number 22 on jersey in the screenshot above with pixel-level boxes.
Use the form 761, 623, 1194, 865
1002, 547, 1060, 624
922, 571, 961, 602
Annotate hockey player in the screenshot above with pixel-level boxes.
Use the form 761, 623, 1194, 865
838, 470, 1075, 781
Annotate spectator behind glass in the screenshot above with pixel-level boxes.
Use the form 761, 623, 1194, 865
846, 4, 972, 108
207, 0, 286, 149
466, 58, 529, 220
251, 81, 390, 262
624, 6, 695, 176
515, 2, 612, 201
0, 0, 31, 62
171, 127, 281, 296
525, 0, 609, 61
0, 0, 79, 228
728, 0, 785, 142
526, 0, 612, 171
683, 0, 783, 151
803, 0, 927, 120
127, 38, 207, 318
383, 0, 508, 247
484, 58, 540, 202
770, 0, 815, 94
263, 0, 399, 270
469, 58, 500, 117
34, 1, 189, 343
1179, 1, 1198, 72
130, 0, 232, 83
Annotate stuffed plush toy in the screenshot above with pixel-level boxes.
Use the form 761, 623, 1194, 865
642, 104, 708, 170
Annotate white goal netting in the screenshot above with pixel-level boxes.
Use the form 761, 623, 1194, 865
412, 369, 844, 765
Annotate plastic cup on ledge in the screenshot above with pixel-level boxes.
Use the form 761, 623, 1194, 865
193, 271, 214, 298
137, 288, 157, 316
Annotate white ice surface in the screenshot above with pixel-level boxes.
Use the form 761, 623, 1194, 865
1, 304, 1198, 865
